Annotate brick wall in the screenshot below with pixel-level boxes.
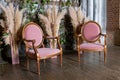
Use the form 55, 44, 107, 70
107, 0, 120, 46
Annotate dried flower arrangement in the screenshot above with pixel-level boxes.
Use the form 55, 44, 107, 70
69, 6, 89, 34
38, 5, 66, 48
0, 3, 26, 64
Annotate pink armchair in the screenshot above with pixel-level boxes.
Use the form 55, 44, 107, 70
75, 21, 107, 63
22, 22, 62, 75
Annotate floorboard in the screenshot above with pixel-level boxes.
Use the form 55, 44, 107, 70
0, 45, 120, 80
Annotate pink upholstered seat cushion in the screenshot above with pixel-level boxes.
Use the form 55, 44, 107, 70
82, 23, 101, 42
28, 48, 60, 58
80, 43, 104, 51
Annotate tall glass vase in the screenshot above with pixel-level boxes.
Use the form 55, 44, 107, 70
10, 34, 19, 65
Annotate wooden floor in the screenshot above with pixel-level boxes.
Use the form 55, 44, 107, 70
0, 46, 120, 80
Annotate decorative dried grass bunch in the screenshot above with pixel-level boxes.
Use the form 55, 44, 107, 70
38, 6, 66, 37
0, 3, 26, 44
69, 6, 89, 34
38, 5, 66, 48
0, 2, 26, 64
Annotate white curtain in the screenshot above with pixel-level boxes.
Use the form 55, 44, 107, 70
81, 0, 106, 33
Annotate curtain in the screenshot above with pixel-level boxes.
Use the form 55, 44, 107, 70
81, 0, 106, 33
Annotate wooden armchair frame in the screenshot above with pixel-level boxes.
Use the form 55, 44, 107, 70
75, 21, 107, 63
22, 22, 62, 75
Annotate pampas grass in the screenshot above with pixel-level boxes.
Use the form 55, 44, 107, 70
69, 6, 79, 32
0, 3, 6, 14
77, 6, 85, 24
0, 3, 26, 45
2, 34, 10, 45
15, 7, 26, 34
38, 14, 52, 36
6, 4, 14, 35
54, 9, 66, 36
46, 8, 52, 24
38, 6, 66, 37
38, 5, 66, 48
69, 6, 89, 34
0, 2, 26, 64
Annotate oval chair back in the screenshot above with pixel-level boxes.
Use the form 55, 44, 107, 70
81, 21, 101, 42
22, 22, 43, 48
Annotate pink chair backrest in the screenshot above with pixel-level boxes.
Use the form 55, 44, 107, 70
81, 21, 101, 42
23, 22, 43, 47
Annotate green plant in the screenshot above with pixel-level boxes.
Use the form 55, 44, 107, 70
60, 33, 66, 45
66, 0, 71, 6
19, 0, 39, 23
59, 25, 66, 45
41, 0, 50, 5
0, 32, 9, 51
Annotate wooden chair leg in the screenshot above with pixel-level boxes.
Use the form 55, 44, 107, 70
60, 53, 62, 67
99, 51, 101, 56
37, 59, 40, 75
78, 51, 81, 62
26, 57, 29, 70
78, 53, 80, 62
43, 59, 46, 65
104, 48, 107, 64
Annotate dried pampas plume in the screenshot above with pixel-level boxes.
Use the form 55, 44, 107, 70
38, 5, 66, 48
38, 6, 66, 37
38, 14, 52, 36
77, 6, 85, 24
0, 2, 26, 64
0, 3, 26, 45
54, 9, 66, 36
69, 6, 79, 32
69, 6, 89, 33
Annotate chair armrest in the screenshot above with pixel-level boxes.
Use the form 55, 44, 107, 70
100, 33, 107, 46
74, 34, 82, 50
44, 36, 58, 39
23, 39, 36, 47
74, 34, 82, 38
100, 33, 106, 37
23, 39, 38, 54
23, 39, 35, 43
74, 33, 82, 43
44, 36, 62, 50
